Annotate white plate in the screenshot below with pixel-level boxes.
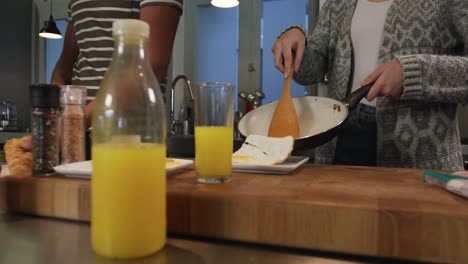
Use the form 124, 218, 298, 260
232, 156, 309, 175
0, 165, 9, 177
53, 159, 194, 179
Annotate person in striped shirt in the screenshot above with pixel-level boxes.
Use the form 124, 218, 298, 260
51, 0, 183, 127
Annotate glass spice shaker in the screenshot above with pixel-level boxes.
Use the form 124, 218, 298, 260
30, 84, 60, 176
60, 85, 87, 164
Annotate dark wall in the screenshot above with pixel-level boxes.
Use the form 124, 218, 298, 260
0, 1, 33, 132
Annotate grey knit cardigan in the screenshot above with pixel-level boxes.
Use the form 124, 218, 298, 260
294, 0, 468, 170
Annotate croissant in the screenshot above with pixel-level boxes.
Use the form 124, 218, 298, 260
4, 137, 32, 176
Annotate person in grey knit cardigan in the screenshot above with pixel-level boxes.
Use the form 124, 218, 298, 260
272, 0, 468, 171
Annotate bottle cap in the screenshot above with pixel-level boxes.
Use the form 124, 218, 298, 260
60, 85, 87, 106
113, 19, 149, 39
30, 84, 60, 108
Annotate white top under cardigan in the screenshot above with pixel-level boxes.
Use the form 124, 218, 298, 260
350, 0, 393, 106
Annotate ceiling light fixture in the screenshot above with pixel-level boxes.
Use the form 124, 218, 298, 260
39, 0, 62, 39
211, 0, 239, 8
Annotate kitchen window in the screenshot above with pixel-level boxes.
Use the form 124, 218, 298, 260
183, 0, 321, 113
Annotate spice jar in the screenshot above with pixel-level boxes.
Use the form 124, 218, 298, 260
30, 84, 60, 176
60, 85, 87, 164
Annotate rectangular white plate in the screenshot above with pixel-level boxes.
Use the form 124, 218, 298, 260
53, 158, 194, 179
232, 156, 309, 175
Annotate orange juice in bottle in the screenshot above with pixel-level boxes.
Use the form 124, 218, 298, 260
91, 19, 166, 259
92, 143, 166, 258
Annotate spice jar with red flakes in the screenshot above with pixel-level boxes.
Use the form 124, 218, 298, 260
60, 85, 87, 164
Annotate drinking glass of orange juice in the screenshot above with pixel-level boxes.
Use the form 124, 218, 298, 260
194, 82, 235, 183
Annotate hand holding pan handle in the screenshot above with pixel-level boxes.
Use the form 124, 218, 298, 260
343, 82, 374, 110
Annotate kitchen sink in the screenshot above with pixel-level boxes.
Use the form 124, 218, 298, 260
167, 135, 243, 158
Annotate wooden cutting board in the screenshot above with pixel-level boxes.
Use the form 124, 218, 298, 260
1, 164, 467, 264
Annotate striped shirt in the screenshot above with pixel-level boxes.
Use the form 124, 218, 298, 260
68, 0, 183, 100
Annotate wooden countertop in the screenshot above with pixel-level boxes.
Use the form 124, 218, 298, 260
1, 163, 467, 263
0, 213, 369, 264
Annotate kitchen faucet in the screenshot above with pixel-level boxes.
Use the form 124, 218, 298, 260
169, 75, 194, 135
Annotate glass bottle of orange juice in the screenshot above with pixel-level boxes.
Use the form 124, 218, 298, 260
91, 19, 167, 259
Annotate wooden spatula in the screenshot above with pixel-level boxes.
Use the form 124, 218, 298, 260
268, 70, 300, 138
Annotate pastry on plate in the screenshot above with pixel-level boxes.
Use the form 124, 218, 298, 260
4, 137, 32, 176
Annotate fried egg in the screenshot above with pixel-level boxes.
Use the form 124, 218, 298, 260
166, 159, 182, 168
232, 135, 294, 165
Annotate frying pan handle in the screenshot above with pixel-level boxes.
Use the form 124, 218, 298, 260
344, 83, 373, 110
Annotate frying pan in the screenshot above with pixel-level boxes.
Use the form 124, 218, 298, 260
238, 84, 372, 149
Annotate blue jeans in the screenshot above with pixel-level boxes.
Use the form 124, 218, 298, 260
333, 103, 377, 166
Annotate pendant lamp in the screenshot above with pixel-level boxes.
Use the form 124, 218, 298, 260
211, 0, 239, 8
39, 0, 62, 39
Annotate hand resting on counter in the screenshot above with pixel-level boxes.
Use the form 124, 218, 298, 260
21, 136, 32, 151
